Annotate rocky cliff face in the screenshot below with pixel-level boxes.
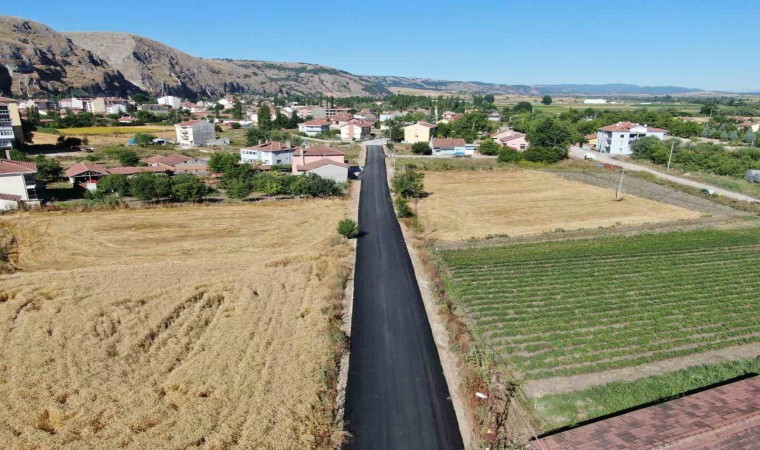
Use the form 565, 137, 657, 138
0, 16, 388, 99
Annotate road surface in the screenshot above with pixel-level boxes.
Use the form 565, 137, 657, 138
345, 146, 463, 449
569, 147, 759, 203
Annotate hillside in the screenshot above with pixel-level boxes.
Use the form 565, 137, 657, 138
0, 16, 388, 99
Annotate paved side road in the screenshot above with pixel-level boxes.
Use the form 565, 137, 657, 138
345, 145, 463, 449
569, 147, 759, 203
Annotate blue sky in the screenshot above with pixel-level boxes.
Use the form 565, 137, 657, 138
7, 0, 760, 92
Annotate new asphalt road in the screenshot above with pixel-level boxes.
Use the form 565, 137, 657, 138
345, 146, 463, 449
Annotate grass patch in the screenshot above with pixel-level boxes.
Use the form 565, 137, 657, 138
533, 358, 760, 430
58, 126, 174, 135
440, 227, 760, 379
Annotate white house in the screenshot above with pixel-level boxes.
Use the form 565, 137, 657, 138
240, 142, 295, 166
340, 121, 372, 141
379, 111, 402, 122
158, 96, 182, 109
174, 120, 217, 148
298, 119, 331, 136
597, 122, 669, 156
0, 158, 39, 210
430, 138, 467, 156
584, 99, 608, 104
487, 112, 502, 122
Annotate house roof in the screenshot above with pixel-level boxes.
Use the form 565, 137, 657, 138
173, 164, 209, 173
293, 146, 345, 157
175, 120, 204, 127
0, 159, 37, 175
243, 142, 295, 152
0, 193, 22, 201
600, 121, 668, 133
499, 133, 526, 143
301, 119, 330, 126
332, 113, 354, 121
341, 120, 373, 128
410, 121, 436, 129
0, 96, 18, 103
431, 138, 466, 148
296, 159, 350, 171
535, 375, 760, 450
64, 162, 109, 178
147, 154, 192, 166
585, 133, 598, 139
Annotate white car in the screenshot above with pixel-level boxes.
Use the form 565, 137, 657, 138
584, 153, 598, 161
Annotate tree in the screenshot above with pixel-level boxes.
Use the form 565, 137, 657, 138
208, 152, 240, 173
288, 111, 301, 129
56, 136, 82, 149
27, 106, 41, 125
699, 103, 717, 116
171, 174, 208, 202
411, 142, 432, 155
522, 146, 565, 163
246, 127, 266, 145
541, 95, 553, 105
478, 139, 501, 156
729, 130, 739, 141
98, 174, 130, 196
258, 104, 273, 132
745, 129, 757, 145
526, 117, 573, 158
230, 122, 242, 129
33, 156, 63, 182
392, 169, 425, 198
225, 178, 253, 199
512, 101, 533, 114
212, 103, 224, 116
498, 148, 523, 163
133, 133, 156, 146
129, 173, 162, 202
483, 94, 495, 104
115, 149, 140, 166
21, 119, 37, 143
231, 99, 244, 120
384, 121, 404, 142
131, 93, 153, 104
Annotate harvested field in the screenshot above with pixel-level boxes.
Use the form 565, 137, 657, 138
0, 200, 352, 448
440, 228, 760, 382
418, 170, 702, 241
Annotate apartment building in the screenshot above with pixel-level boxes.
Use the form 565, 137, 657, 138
0, 97, 23, 149
597, 122, 668, 155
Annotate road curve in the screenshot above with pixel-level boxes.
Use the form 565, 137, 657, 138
569, 147, 759, 203
345, 146, 463, 449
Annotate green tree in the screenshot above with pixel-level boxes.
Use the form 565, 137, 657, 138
478, 139, 501, 156
231, 99, 244, 120
483, 94, 495, 104
115, 149, 140, 166
384, 121, 404, 142
745, 129, 757, 145
498, 148, 523, 163
411, 142, 432, 155
27, 106, 41, 125
129, 173, 161, 202
526, 117, 573, 151
133, 133, 156, 146
208, 152, 240, 173
392, 169, 425, 198
225, 178, 253, 199
171, 174, 208, 202
523, 146, 565, 163
33, 156, 63, 182
258, 104, 273, 132
246, 127, 267, 145
512, 101, 533, 114
541, 95, 553, 105
98, 174, 130, 196
729, 130, 739, 141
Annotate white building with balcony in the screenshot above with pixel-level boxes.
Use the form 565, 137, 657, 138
0, 97, 23, 149
0, 159, 40, 210
174, 120, 216, 148
597, 122, 668, 156
240, 142, 295, 166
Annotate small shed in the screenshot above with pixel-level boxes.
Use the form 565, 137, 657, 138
745, 169, 760, 183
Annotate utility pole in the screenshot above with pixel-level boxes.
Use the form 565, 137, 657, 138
616, 168, 625, 201
666, 141, 675, 170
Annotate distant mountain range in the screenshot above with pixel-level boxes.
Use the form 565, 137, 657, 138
0, 16, 711, 100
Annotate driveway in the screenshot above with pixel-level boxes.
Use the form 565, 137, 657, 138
569, 147, 758, 203
345, 145, 463, 449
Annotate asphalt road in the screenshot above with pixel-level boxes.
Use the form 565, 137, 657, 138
345, 146, 463, 449
569, 147, 759, 202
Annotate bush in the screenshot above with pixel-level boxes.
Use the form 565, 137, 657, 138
129, 173, 171, 202
337, 219, 359, 239
171, 174, 208, 202
33, 155, 63, 182
225, 178, 253, 199
478, 139, 501, 156
230, 122, 242, 129
523, 146, 566, 163
411, 142, 432, 155
133, 133, 156, 146
498, 148, 524, 163
208, 152, 240, 173
394, 196, 414, 217
114, 149, 140, 166
391, 169, 425, 198
98, 174, 130, 196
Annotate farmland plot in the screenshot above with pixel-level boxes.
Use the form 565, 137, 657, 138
441, 228, 760, 382
0, 200, 351, 449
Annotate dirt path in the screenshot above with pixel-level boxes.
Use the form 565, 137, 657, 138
523, 343, 760, 397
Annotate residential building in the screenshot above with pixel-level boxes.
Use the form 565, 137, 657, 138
65, 162, 169, 190
59, 97, 93, 111
240, 142, 295, 166
340, 121, 372, 141
298, 119, 331, 136
438, 111, 464, 124
597, 122, 668, 155
325, 107, 351, 118
174, 120, 217, 148
487, 112, 502, 122
158, 96, 182, 109
584, 133, 598, 149
90, 97, 129, 114
430, 138, 467, 156
310, 106, 327, 119
379, 111, 402, 122
0, 158, 39, 210
20, 99, 58, 113
354, 109, 377, 122
0, 97, 23, 148
498, 133, 529, 151
330, 113, 354, 129
147, 154, 207, 168
404, 122, 437, 143
292, 146, 348, 182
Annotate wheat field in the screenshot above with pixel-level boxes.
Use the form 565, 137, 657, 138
418, 170, 702, 241
0, 200, 351, 449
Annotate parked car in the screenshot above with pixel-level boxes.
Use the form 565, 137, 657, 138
584, 153, 598, 160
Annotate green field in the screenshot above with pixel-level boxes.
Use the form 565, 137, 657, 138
440, 228, 760, 380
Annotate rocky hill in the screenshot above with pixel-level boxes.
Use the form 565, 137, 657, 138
0, 16, 388, 99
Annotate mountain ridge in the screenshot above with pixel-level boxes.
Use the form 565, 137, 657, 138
0, 16, 711, 99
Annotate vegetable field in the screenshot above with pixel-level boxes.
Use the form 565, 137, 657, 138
441, 228, 760, 381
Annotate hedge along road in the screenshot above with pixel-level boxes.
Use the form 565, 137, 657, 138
345, 146, 463, 449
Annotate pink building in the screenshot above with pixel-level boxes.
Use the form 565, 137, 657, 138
499, 133, 529, 151
292, 146, 348, 182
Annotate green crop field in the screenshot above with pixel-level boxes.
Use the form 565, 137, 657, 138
440, 228, 760, 380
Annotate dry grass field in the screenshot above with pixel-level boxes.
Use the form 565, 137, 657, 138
0, 200, 352, 449
418, 170, 702, 241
